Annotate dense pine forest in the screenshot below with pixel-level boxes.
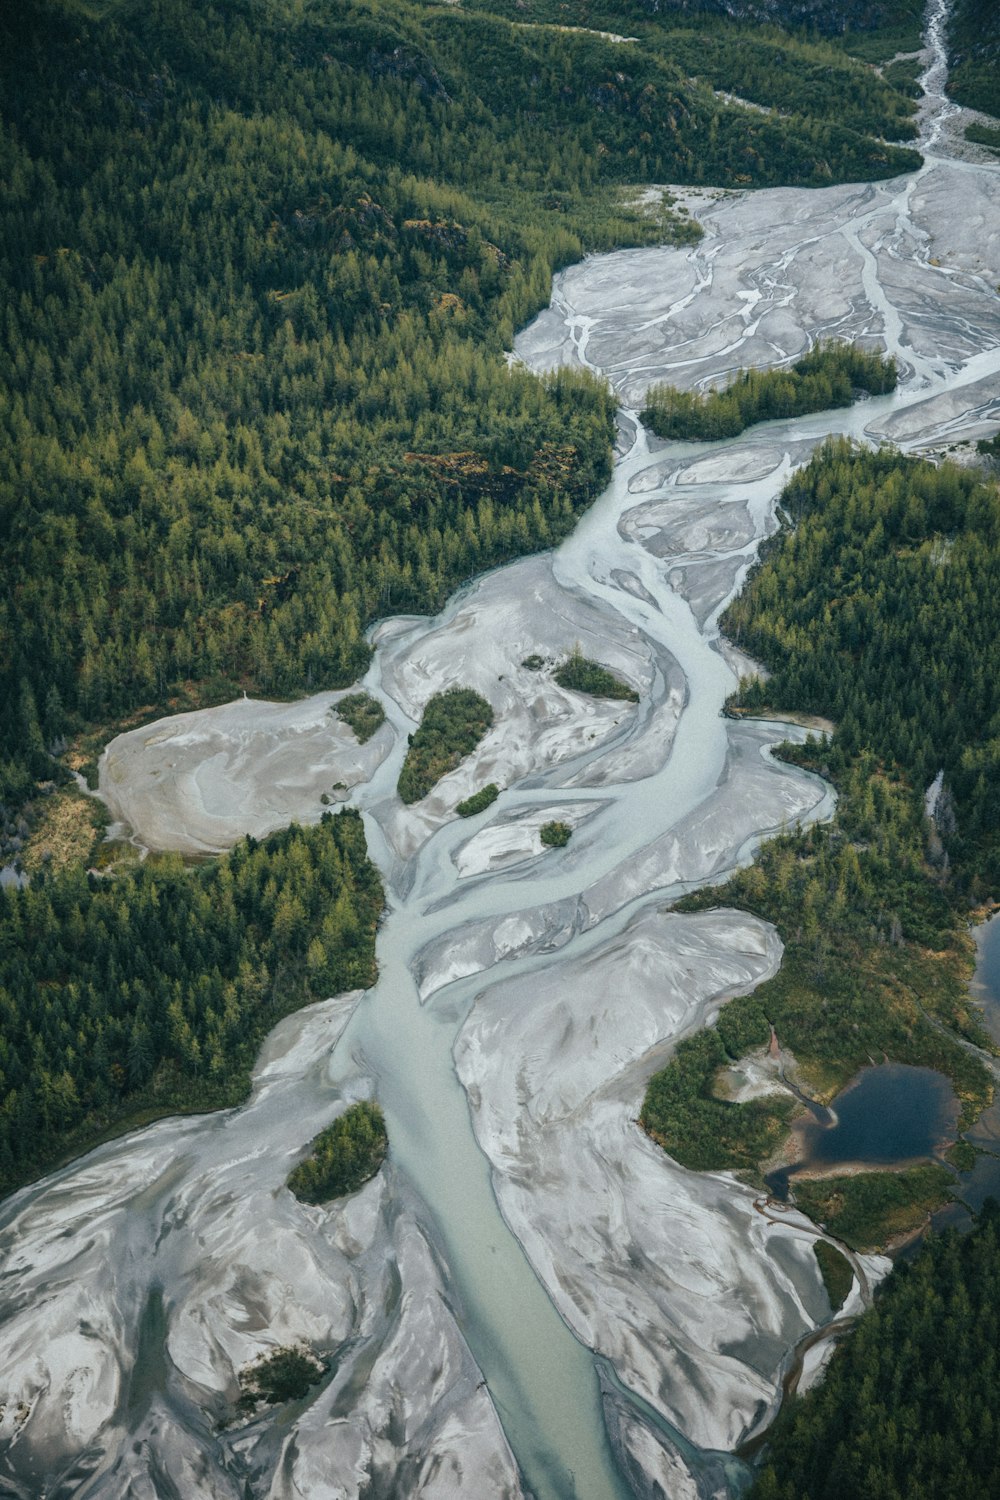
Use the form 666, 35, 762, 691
0, 812, 382, 1195
0, 0, 924, 819
457, 0, 925, 124
729, 441, 1000, 888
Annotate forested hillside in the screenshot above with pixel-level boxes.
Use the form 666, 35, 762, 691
641, 343, 897, 440
0, 0, 924, 818
456, 0, 924, 128
948, 0, 1000, 117
728, 441, 1000, 889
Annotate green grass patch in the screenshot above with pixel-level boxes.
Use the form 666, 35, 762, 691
456, 783, 500, 817
793, 1165, 954, 1252
813, 1239, 855, 1313
397, 689, 494, 805
334, 692, 385, 744
540, 820, 572, 848
288, 1101, 388, 1205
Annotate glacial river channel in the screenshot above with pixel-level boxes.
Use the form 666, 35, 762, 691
2, 4, 1000, 1498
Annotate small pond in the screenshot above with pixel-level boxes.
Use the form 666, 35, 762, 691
767, 1062, 958, 1200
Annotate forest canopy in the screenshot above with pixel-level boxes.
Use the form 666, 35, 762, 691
750, 1202, 1000, 1500
0, 811, 382, 1195
287, 1100, 388, 1204
948, 0, 1000, 118
0, 0, 924, 814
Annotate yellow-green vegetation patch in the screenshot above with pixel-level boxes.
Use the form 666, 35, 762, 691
89, 836, 142, 874
21, 787, 106, 875
792, 1165, 954, 1253
288, 1101, 388, 1205
397, 689, 494, 805
334, 692, 385, 745
540, 819, 572, 848
946, 1138, 978, 1171
813, 1239, 854, 1313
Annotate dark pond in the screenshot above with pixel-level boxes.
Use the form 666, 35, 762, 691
767, 1063, 958, 1200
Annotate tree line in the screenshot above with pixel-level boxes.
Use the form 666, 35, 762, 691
751, 1201, 1000, 1500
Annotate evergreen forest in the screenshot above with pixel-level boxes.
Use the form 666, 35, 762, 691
287, 1100, 388, 1203
948, 0, 1000, 118
397, 688, 495, 803
0, 0, 924, 818
0, 811, 382, 1195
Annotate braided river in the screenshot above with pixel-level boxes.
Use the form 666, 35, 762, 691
2, 2, 999, 1496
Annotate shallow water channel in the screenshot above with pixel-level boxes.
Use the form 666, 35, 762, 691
2, 3, 1000, 1497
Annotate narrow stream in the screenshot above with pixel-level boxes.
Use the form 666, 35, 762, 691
1, 3, 999, 1497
